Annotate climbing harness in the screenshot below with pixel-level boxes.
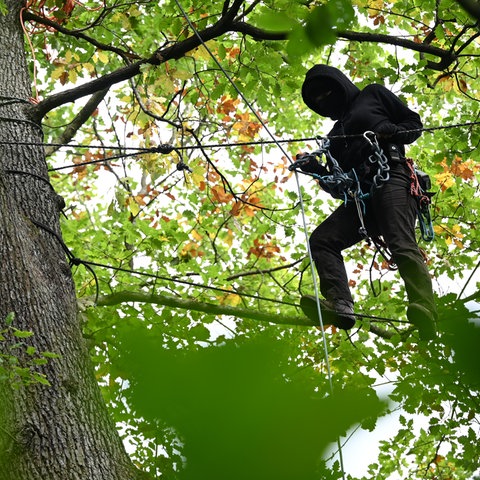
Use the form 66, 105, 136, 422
406, 158, 435, 242
289, 132, 390, 200
289, 131, 391, 241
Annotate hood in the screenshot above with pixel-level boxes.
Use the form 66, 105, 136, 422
301, 65, 360, 120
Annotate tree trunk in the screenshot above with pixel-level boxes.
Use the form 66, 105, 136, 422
0, 1, 141, 478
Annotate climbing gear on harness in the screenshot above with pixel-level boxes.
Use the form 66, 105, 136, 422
289, 133, 392, 242
289, 133, 391, 201
406, 158, 435, 242
363, 131, 390, 194
289, 138, 357, 201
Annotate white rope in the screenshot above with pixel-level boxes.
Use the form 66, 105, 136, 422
172, 1, 346, 477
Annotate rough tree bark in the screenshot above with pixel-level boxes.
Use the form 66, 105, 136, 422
0, 1, 146, 479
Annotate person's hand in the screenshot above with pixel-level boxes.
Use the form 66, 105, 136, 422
375, 122, 401, 140
294, 153, 327, 175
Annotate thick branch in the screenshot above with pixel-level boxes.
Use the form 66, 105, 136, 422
337, 30, 457, 70
33, 13, 236, 120
232, 22, 456, 70
95, 290, 395, 339
32, 9, 458, 120
96, 290, 313, 326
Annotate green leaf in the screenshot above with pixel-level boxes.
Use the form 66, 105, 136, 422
117, 332, 385, 479
254, 11, 296, 32
12, 328, 34, 338
305, 6, 336, 47
32, 373, 51, 386
42, 351, 60, 359
4, 312, 14, 326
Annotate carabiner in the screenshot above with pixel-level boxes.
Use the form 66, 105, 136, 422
363, 131, 379, 147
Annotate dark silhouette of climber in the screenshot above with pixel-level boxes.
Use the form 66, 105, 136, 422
298, 64, 437, 340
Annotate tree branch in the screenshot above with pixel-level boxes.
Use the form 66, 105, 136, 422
337, 30, 457, 70
22, 10, 140, 61
96, 290, 313, 326
45, 87, 109, 156
226, 259, 303, 281
94, 290, 396, 339
231, 22, 457, 70
33, 13, 237, 120
32, 8, 458, 120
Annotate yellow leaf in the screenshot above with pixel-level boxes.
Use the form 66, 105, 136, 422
438, 76, 454, 92
173, 68, 193, 81
97, 51, 109, 64
84, 62, 95, 74
220, 293, 241, 307
127, 197, 140, 216
191, 163, 206, 187
434, 171, 454, 191
51, 66, 65, 80
189, 41, 217, 60
191, 229, 202, 242
68, 69, 78, 84
224, 229, 234, 247
155, 73, 175, 95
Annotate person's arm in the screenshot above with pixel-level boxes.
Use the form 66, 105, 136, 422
368, 84, 423, 144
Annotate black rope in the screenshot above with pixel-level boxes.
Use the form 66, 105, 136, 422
0, 96, 32, 107
29, 218, 406, 323
30, 219, 99, 303
4, 169, 56, 191
47, 144, 180, 172
0, 116, 43, 132
48, 150, 146, 172
25, 214, 300, 308
0, 119, 478, 157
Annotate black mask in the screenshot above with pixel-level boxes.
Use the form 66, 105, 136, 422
303, 78, 346, 120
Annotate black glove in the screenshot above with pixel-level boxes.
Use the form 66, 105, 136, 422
294, 153, 328, 175
375, 122, 403, 141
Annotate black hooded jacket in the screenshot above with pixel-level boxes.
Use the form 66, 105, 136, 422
301, 65, 422, 174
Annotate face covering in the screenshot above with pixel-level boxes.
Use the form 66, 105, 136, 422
303, 78, 346, 120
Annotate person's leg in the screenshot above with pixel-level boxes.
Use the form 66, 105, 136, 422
310, 202, 363, 302
369, 179, 437, 338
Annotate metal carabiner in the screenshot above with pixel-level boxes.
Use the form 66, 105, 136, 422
363, 130, 379, 147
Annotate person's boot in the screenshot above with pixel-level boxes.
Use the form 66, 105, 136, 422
300, 295, 355, 330
407, 303, 437, 341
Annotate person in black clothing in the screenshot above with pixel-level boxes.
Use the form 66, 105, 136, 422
298, 64, 437, 340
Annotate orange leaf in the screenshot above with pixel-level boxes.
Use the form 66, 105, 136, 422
230, 202, 242, 217
211, 185, 233, 203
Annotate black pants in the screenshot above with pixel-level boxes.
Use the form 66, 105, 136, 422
309, 168, 437, 316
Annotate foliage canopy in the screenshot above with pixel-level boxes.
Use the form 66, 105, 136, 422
6, 0, 480, 478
